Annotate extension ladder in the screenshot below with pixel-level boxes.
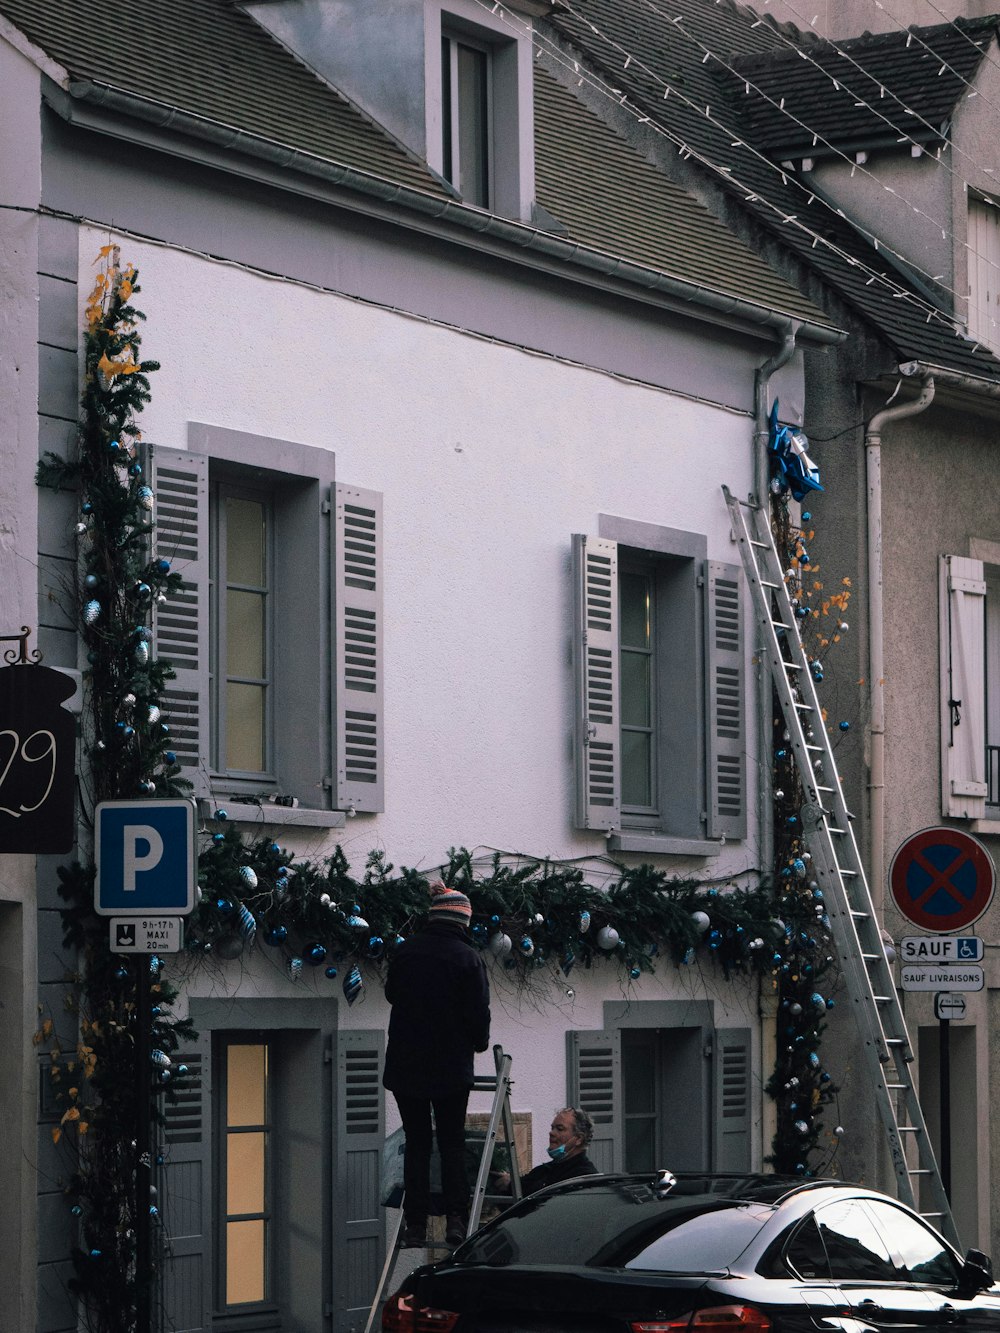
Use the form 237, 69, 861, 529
722, 485, 958, 1248
363, 1045, 523, 1333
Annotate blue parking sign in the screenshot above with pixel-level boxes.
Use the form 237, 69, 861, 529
95, 799, 196, 915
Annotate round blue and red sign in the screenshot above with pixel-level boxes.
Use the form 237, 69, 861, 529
889, 826, 995, 932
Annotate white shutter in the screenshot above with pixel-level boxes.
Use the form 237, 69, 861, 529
704, 561, 746, 840
333, 1029, 385, 1333
566, 1028, 622, 1172
333, 485, 384, 813
939, 555, 987, 818
968, 197, 1000, 350
159, 1035, 213, 1332
711, 1029, 752, 1172
148, 447, 210, 797
572, 535, 620, 830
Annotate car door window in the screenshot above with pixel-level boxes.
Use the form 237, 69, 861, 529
815, 1200, 898, 1281
787, 1215, 833, 1279
864, 1203, 960, 1287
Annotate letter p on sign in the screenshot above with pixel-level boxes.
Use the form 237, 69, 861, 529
123, 825, 164, 891
94, 799, 196, 916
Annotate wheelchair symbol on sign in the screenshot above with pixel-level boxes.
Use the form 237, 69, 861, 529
958, 938, 978, 959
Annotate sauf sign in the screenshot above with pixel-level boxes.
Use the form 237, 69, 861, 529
94, 799, 196, 915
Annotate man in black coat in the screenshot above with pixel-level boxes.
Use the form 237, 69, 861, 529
493, 1106, 598, 1197
382, 882, 490, 1248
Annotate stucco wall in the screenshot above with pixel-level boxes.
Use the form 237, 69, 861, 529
77, 224, 773, 1161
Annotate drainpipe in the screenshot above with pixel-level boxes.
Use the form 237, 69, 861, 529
753, 321, 800, 877
865, 368, 935, 905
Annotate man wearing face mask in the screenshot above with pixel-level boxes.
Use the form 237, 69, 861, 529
494, 1107, 598, 1197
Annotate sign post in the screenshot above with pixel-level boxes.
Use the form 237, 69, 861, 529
95, 799, 196, 1333
889, 826, 997, 1206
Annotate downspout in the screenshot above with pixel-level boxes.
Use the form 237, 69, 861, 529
865, 369, 935, 906
753, 320, 800, 877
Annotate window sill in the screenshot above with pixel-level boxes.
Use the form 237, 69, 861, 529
970, 818, 1000, 837
198, 799, 346, 830
607, 832, 726, 857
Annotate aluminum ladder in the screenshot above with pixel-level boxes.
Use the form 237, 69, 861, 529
363, 1044, 523, 1333
722, 485, 958, 1248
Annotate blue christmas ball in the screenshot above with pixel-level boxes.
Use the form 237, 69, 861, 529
156, 558, 171, 573
264, 925, 288, 945
165, 751, 176, 765
839, 721, 850, 731
325, 965, 339, 979
306, 943, 327, 965
84, 573, 98, 588
216, 898, 234, 914
368, 935, 384, 958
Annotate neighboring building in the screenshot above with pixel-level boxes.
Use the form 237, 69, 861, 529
0, 2, 847, 1331
544, 0, 1000, 1256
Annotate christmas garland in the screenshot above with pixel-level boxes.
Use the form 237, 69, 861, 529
35, 250, 847, 1331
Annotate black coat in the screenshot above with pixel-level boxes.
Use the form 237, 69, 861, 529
519, 1151, 598, 1196
382, 921, 491, 1099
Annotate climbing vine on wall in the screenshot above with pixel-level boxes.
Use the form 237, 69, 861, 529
36, 252, 851, 1331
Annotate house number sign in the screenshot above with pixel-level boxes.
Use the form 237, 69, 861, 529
0, 663, 76, 853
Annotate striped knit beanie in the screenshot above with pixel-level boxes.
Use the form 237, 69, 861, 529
428, 880, 472, 926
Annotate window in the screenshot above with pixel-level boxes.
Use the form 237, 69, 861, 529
813, 1199, 897, 1281
567, 1012, 750, 1175
218, 1038, 274, 1311
148, 426, 384, 815
442, 31, 491, 208
967, 195, 1000, 354
572, 518, 746, 851
938, 553, 991, 819
427, 1, 535, 221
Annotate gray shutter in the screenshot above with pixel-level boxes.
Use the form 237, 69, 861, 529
148, 446, 210, 797
566, 1028, 621, 1173
333, 1028, 385, 1333
711, 1028, 752, 1172
939, 555, 987, 818
704, 561, 746, 840
334, 485, 384, 813
159, 1033, 213, 1333
572, 535, 620, 830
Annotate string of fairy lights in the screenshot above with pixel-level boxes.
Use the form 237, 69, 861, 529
479, 0, 1000, 346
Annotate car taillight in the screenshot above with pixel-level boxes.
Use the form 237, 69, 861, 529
381, 1292, 461, 1332
632, 1305, 773, 1333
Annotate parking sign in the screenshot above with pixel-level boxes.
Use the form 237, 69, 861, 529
95, 799, 196, 915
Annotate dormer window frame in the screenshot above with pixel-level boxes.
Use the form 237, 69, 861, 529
441, 27, 494, 210
425, 0, 536, 222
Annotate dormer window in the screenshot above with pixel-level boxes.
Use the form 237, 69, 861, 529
427, 1, 535, 221
968, 194, 1000, 353
442, 31, 492, 208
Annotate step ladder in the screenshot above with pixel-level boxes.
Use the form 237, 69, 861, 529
363, 1045, 523, 1333
722, 485, 958, 1248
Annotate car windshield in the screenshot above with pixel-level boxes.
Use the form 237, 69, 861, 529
457, 1180, 772, 1271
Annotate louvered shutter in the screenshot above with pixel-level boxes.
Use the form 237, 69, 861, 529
572, 535, 620, 830
159, 1034, 213, 1332
704, 561, 746, 840
711, 1029, 752, 1172
148, 447, 210, 797
334, 486, 384, 813
566, 1028, 622, 1172
939, 555, 987, 818
333, 1029, 385, 1333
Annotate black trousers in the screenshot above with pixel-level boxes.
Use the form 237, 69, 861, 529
394, 1089, 470, 1223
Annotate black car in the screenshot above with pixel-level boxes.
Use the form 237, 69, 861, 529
381, 1173, 998, 1333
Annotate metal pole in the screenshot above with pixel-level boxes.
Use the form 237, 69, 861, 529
940, 1015, 951, 1202
136, 957, 152, 1333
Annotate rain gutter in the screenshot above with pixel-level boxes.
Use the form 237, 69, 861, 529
753, 321, 801, 877
56, 78, 845, 346
864, 366, 936, 905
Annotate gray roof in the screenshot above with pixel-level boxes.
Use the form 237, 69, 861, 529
732, 16, 1000, 159
0, 0, 831, 332
550, 0, 1000, 382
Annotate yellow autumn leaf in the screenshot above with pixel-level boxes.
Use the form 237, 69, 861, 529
97, 243, 117, 259
51, 1127, 62, 1145
842, 577, 852, 586
78, 1121, 89, 1137
60, 1106, 80, 1125
68, 1087, 79, 1100
119, 279, 133, 301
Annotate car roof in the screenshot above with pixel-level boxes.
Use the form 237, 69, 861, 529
534, 1172, 837, 1205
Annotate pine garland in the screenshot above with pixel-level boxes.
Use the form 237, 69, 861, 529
35, 250, 846, 1331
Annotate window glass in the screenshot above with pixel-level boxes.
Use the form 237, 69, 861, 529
442, 34, 490, 208
785, 1215, 831, 1279
620, 568, 655, 810
215, 488, 270, 776
865, 1202, 959, 1286
458, 1184, 769, 1272
623, 1030, 658, 1173
814, 1200, 897, 1281
222, 1040, 271, 1308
